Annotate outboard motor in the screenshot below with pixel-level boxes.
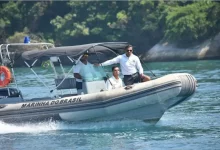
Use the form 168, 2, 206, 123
0, 88, 23, 104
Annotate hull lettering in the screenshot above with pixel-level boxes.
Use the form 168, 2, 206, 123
21, 97, 82, 108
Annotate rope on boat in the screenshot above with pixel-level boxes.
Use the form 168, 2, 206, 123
24, 60, 52, 95
133, 51, 157, 79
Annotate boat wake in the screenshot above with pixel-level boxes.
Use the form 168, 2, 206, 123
0, 120, 152, 134
0, 120, 58, 134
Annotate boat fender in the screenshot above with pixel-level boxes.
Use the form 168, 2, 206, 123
124, 85, 133, 90
0, 66, 12, 87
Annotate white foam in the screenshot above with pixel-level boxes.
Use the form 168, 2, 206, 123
0, 120, 58, 134
0, 120, 151, 134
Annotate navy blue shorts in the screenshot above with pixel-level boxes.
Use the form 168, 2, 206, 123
123, 72, 141, 86
76, 81, 82, 90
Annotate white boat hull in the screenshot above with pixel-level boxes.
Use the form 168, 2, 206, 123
59, 73, 196, 122
0, 73, 196, 123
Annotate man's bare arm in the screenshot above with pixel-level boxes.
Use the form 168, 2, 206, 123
74, 73, 82, 79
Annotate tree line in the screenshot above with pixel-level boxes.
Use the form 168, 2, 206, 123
0, 0, 219, 52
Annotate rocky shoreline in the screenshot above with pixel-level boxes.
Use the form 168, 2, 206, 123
3, 33, 220, 67
143, 33, 220, 62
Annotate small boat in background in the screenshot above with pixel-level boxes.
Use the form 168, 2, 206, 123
0, 42, 197, 123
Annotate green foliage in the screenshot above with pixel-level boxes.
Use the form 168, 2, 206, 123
7, 32, 28, 43
0, 2, 21, 42
164, 1, 220, 45
7, 31, 46, 43
0, 0, 219, 49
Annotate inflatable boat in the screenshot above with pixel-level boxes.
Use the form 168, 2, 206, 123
0, 42, 197, 123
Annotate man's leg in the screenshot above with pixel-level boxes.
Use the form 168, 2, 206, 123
76, 81, 83, 95
132, 72, 141, 84
123, 75, 134, 86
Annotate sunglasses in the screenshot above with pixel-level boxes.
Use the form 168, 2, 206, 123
127, 50, 133, 52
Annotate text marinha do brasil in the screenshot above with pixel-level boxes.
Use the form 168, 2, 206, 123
21, 97, 82, 108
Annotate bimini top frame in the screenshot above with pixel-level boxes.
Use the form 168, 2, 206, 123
0, 42, 129, 99
21, 42, 129, 96
0, 43, 54, 65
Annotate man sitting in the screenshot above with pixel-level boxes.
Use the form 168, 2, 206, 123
95, 45, 150, 86
106, 66, 123, 90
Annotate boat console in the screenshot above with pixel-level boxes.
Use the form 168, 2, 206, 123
78, 66, 107, 94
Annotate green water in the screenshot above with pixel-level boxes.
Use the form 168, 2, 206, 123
0, 60, 219, 150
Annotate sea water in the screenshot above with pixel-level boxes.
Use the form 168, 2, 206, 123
0, 60, 219, 150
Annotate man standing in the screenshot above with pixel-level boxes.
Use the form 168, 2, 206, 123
74, 53, 96, 94
106, 66, 123, 90
95, 45, 150, 86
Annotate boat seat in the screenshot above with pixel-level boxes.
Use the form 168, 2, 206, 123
55, 77, 76, 90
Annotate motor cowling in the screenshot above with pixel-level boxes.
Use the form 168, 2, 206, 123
0, 87, 22, 99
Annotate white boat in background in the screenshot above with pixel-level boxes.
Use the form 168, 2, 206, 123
0, 42, 197, 123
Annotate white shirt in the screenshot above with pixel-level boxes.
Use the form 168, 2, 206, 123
73, 61, 96, 82
101, 54, 143, 75
106, 76, 123, 90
